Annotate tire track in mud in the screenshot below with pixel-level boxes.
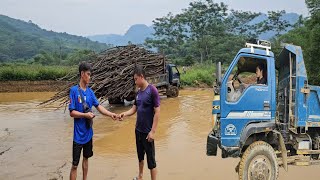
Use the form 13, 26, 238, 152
0, 147, 12, 156
0, 128, 12, 156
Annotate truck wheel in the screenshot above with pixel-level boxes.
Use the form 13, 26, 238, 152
311, 154, 319, 160
108, 97, 123, 104
238, 141, 278, 180
166, 86, 179, 98
125, 91, 136, 101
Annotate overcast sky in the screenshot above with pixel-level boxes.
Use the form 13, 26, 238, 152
0, 0, 309, 36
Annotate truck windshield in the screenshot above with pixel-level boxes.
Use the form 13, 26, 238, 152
226, 56, 268, 102
172, 66, 179, 74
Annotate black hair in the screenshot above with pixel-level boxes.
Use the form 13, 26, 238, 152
79, 61, 92, 75
257, 62, 267, 81
133, 66, 146, 78
257, 63, 265, 72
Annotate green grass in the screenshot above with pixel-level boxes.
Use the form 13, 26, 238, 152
0, 64, 74, 81
180, 64, 216, 87
0, 63, 218, 87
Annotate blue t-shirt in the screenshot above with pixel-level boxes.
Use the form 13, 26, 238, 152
134, 85, 160, 133
69, 85, 99, 144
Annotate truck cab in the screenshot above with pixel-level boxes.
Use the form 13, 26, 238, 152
207, 40, 320, 180
148, 64, 180, 98
167, 64, 180, 87
208, 41, 276, 157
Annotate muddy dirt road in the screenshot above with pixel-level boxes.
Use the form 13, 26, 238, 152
0, 90, 318, 180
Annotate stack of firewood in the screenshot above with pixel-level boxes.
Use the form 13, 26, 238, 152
40, 45, 166, 107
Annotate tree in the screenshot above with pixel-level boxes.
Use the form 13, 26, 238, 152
66, 50, 95, 65
146, 12, 187, 57
257, 10, 291, 37
293, 15, 305, 28
184, 1, 229, 63
33, 52, 54, 65
0, 14, 110, 62
227, 10, 261, 37
184, 55, 195, 66
304, 0, 320, 84
145, 0, 300, 67
146, 1, 236, 63
276, 0, 320, 84
305, 0, 320, 16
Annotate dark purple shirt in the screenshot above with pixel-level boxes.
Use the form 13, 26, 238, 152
134, 84, 160, 133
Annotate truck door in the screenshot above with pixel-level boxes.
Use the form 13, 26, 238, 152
172, 66, 180, 83
168, 65, 180, 86
220, 54, 274, 147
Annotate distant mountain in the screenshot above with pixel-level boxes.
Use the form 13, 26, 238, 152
88, 24, 154, 46
88, 13, 300, 46
249, 13, 300, 40
0, 14, 109, 62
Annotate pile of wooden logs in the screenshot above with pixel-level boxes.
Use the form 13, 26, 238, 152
40, 45, 166, 107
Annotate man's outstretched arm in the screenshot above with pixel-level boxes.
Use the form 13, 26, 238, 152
96, 105, 117, 120
119, 105, 137, 120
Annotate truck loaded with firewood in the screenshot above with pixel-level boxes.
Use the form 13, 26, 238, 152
108, 62, 180, 104
41, 45, 180, 107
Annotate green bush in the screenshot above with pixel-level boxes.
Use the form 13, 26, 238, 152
0, 64, 74, 81
180, 64, 215, 87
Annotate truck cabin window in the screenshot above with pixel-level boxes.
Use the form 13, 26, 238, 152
227, 57, 267, 102
172, 66, 179, 75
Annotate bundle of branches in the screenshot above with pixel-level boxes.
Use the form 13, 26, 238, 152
40, 45, 166, 107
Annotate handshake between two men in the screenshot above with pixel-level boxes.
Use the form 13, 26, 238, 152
82, 105, 157, 143
84, 110, 129, 121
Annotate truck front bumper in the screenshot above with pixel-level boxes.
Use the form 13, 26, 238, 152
206, 131, 240, 158
206, 131, 219, 156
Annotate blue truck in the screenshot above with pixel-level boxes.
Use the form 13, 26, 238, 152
207, 40, 320, 180
108, 63, 180, 104
147, 63, 180, 97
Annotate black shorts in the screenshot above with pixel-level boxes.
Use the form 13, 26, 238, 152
72, 139, 93, 166
135, 130, 156, 169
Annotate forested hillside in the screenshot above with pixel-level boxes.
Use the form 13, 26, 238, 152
0, 15, 109, 64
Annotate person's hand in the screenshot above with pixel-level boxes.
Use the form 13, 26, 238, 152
146, 131, 155, 142
242, 83, 249, 88
85, 112, 95, 119
110, 113, 118, 120
118, 113, 126, 121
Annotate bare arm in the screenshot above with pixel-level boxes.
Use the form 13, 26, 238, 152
151, 107, 160, 133
70, 110, 94, 119
120, 105, 137, 119
96, 105, 117, 120
146, 106, 160, 142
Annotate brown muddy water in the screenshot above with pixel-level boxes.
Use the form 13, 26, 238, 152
0, 90, 319, 180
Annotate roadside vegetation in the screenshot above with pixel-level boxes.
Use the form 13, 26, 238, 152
0, 64, 74, 81
180, 64, 215, 87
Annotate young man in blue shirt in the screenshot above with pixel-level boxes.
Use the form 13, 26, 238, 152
69, 62, 118, 180
120, 66, 161, 180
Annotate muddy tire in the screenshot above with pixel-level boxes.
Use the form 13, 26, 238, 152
166, 86, 179, 98
108, 97, 123, 104
311, 154, 319, 160
125, 91, 136, 101
238, 141, 278, 180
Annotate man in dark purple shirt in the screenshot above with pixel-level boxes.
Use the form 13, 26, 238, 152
120, 66, 160, 180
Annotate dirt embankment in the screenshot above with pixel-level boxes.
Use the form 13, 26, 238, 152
0, 81, 67, 93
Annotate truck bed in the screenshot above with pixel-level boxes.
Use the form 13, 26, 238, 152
147, 74, 168, 88
277, 44, 320, 129
307, 85, 320, 123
